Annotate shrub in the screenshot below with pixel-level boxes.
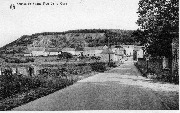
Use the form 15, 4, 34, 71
25, 58, 34, 62
90, 62, 107, 72
108, 62, 117, 67
77, 63, 87, 66
4, 57, 34, 63
90, 56, 101, 60
58, 52, 73, 60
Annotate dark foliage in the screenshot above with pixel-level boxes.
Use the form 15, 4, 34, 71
90, 56, 101, 60
90, 62, 107, 72
0, 69, 41, 100
108, 62, 118, 68
4, 58, 34, 63
136, 0, 179, 57
58, 52, 73, 61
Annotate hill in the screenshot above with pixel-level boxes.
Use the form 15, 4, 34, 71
0, 29, 135, 54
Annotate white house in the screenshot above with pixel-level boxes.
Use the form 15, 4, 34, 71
74, 48, 84, 56
114, 46, 125, 61
25, 47, 62, 56
137, 49, 144, 58
62, 48, 75, 55
29, 47, 47, 56
83, 46, 103, 56
24, 53, 32, 57
134, 46, 145, 59
100, 47, 115, 62
122, 45, 134, 56
23, 49, 32, 57
45, 48, 61, 56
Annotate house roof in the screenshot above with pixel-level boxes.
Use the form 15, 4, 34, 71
101, 48, 114, 54
75, 47, 84, 51
62, 48, 75, 51
103, 45, 108, 49
45, 48, 62, 52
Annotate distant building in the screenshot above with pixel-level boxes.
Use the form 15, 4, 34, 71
101, 47, 115, 62
74, 48, 84, 56
83, 46, 104, 56
25, 47, 61, 56
45, 48, 61, 56
134, 46, 145, 59
27, 47, 47, 56
123, 45, 134, 56
24, 53, 32, 57
23, 49, 32, 56
62, 48, 75, 55
112, 46, 125, 61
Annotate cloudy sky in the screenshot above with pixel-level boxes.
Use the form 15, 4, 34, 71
0, 0, 140, 47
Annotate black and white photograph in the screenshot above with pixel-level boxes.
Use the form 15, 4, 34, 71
0, 0, 179, 111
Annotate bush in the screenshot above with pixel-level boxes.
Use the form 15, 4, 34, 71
4, 57, 34, 63
108, 62, 117, 67
77, 63, 87, 66
25, 58, 34, 62
90, 56, 101, 60
90, 62, 107, 72
58, 52, 73, 60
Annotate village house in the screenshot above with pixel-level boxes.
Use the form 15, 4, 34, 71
100, 47, 115, 62
45, 48, 61, 56
112, 46, 125, 61
62, 48, 75, 55
24, 47, 62, 56
134, 46, 145, 59
25, 47, 48, 56
74, 48, 84, 56
83, 46, 104, 57
23, 49, 32, 56
122, 45, 134, 56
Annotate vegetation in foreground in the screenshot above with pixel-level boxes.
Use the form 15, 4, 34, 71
0, 61, 118, 111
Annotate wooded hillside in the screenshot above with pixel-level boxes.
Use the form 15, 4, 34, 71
0, 29, 135, 54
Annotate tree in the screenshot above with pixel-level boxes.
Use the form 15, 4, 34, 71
131, 29, 148, 46
136, 0, 179, 57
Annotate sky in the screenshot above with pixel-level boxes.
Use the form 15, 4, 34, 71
0, 0, 140, 47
